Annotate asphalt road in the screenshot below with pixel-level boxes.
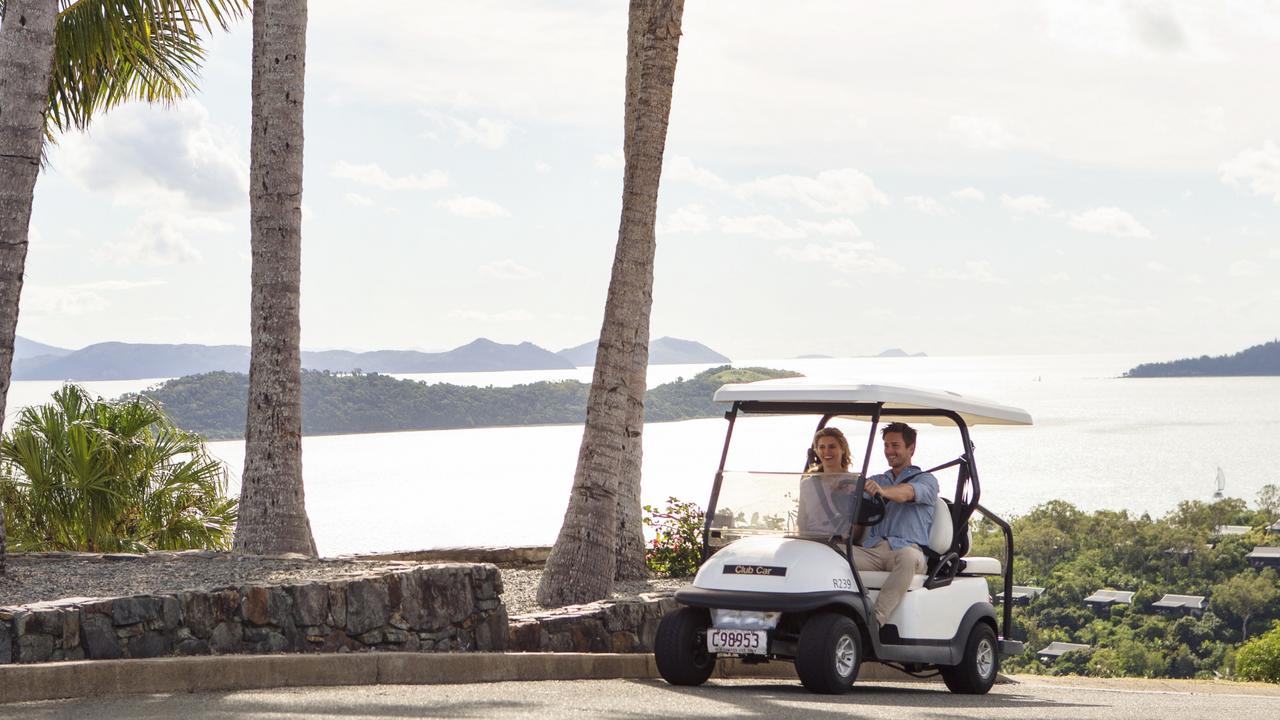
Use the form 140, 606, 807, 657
4, 676, 1279, 719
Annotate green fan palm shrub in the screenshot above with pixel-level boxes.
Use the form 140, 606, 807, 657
0, 384, 237, 552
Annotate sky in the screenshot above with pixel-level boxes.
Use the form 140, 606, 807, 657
16, 0, 1280, 360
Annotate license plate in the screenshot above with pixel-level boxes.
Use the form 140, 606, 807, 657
707, 628, 768, 655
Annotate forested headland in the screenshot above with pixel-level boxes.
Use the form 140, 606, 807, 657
1125, 340, 1280, 377
968, 490, 1280, 679
134, 366, 800, 440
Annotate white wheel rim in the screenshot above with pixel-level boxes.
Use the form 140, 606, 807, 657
976, 638, 995, 678
835, 634, 857, 676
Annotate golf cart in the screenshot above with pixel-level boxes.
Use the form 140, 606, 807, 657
653, 380, 1032, 694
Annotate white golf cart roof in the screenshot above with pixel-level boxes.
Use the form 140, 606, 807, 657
713, 379, 1033, 427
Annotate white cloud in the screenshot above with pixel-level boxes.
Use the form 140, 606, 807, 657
103, 212, 229, 266
344, 193, 374, 207
664, 155, 729, 190
719, 215, 806, 241
1068, 207, 1152, 239
949, 115, 1020, 150
534, 161, 552, 175
1221, 140, 1280, 204
594, 150, 623, 169
448, 308, 535, 323
903, 195, 951, 216
1146, 261, 1168, 272
1000, 194, 1053, 215
77, 280, 168, 291
657, 204, 710, 235
1046, 272, 1071, 283
1269, 248, 1280, 260
775, 240, 902, 274
22, 286, 108, 317
951, 187, 986, 202
448, 116, 512, 149
930, 260, 1006, 284
716, 215, 862, 241
437, 195, 510, 218
480, 259, 538, 279
331, 161, 449, 191
739, 168, 889, 215
53, 100, 248, 212
1228, 260, 1262, 277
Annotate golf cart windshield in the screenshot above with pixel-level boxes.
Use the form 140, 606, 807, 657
709, 471, 863, 547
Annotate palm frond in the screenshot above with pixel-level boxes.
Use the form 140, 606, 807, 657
36, 0, 249, 138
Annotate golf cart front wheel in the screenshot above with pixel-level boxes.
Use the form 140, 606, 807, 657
941, 622, 999, 694
654, 607, 716, 686
795, 612, 862, 694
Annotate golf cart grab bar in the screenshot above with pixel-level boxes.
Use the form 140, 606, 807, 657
973, 502, 1016, 642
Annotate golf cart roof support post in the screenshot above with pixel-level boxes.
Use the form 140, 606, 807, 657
976, 502, 1015, 642
702, 403, 740, 560
849, 403, 884, 628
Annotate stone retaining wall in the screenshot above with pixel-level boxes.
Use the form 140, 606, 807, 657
508, 594, 678, 653
0, 564, 506, 665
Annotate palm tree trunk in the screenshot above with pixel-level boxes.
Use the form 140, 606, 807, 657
611, 0, 656, 583
538, 0, 684, 606
232, 0, 316, 557
0, 0, 59, 575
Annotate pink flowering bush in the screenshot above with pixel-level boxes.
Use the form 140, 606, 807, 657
642, 496, 704, 577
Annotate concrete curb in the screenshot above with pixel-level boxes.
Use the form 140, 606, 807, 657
0, 652, 953, 704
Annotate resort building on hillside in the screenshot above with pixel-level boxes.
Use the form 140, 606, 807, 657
1084, 589, 1134, 613
1246, 546, 1280, 569
1267, 520, 1280, 535
1151, 594, 1207, 616
996, 586, 1045, 606
1213, 525, 1252, 539
1037, 642, 1091, 664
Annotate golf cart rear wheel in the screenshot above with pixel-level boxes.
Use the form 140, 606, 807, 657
941, 622, 999, 694
654, 607, 716, 686
795, 612, 862, 694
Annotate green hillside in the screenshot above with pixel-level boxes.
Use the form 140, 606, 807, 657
135, 365, 800, 440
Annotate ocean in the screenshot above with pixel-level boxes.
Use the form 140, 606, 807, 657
5, 354, 1278, 556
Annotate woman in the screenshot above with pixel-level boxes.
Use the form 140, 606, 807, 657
797, 427, 858, 537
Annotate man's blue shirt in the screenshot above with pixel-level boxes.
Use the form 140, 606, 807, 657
862, 465, 938, 551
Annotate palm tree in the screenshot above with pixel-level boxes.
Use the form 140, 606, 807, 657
0, 384, 237, 552
0, 0, 245, 574
538, 0, 685, 606
230, 0, 315, 556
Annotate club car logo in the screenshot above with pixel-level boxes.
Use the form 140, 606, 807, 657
723, 564, 787, 577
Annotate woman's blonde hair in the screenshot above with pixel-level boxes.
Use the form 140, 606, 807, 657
809, 427, 852, 472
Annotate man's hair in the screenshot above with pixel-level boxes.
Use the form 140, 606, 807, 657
881, 421, 917, 447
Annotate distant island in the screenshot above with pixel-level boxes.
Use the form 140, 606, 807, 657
11, 335, 731, 381
134, 365, 801, 440
791, 349, 928, 360
556, 337, 729, 365
1124, 340, 1280, 377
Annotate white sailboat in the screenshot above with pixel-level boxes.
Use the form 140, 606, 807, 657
1213, 466, 1226, 499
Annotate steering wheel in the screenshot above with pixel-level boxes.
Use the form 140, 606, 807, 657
857, 492, 886, 527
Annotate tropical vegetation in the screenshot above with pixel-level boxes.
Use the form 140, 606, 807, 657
138, 365, 800, 440
967, 490, 1280, 679
1125, 339, 1280, 377
0, 0, 248, 574
643, 496, 705, 578
0, 384, 237, 552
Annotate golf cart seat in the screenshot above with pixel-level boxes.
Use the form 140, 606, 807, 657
858, 496, 1002, 591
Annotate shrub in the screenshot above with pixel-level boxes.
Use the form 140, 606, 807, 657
642, 496, 704, 578
1235, 623, 1280, 683
0, 384, 237, 552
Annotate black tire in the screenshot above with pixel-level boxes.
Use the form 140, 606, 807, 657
795, 612, 862, 694
654, 607, 716, 686
941, 622, 999, 694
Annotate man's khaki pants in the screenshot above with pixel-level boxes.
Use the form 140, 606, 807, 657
851, 540, 926, 626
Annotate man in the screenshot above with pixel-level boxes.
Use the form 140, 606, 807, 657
854, 422, 938, 628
